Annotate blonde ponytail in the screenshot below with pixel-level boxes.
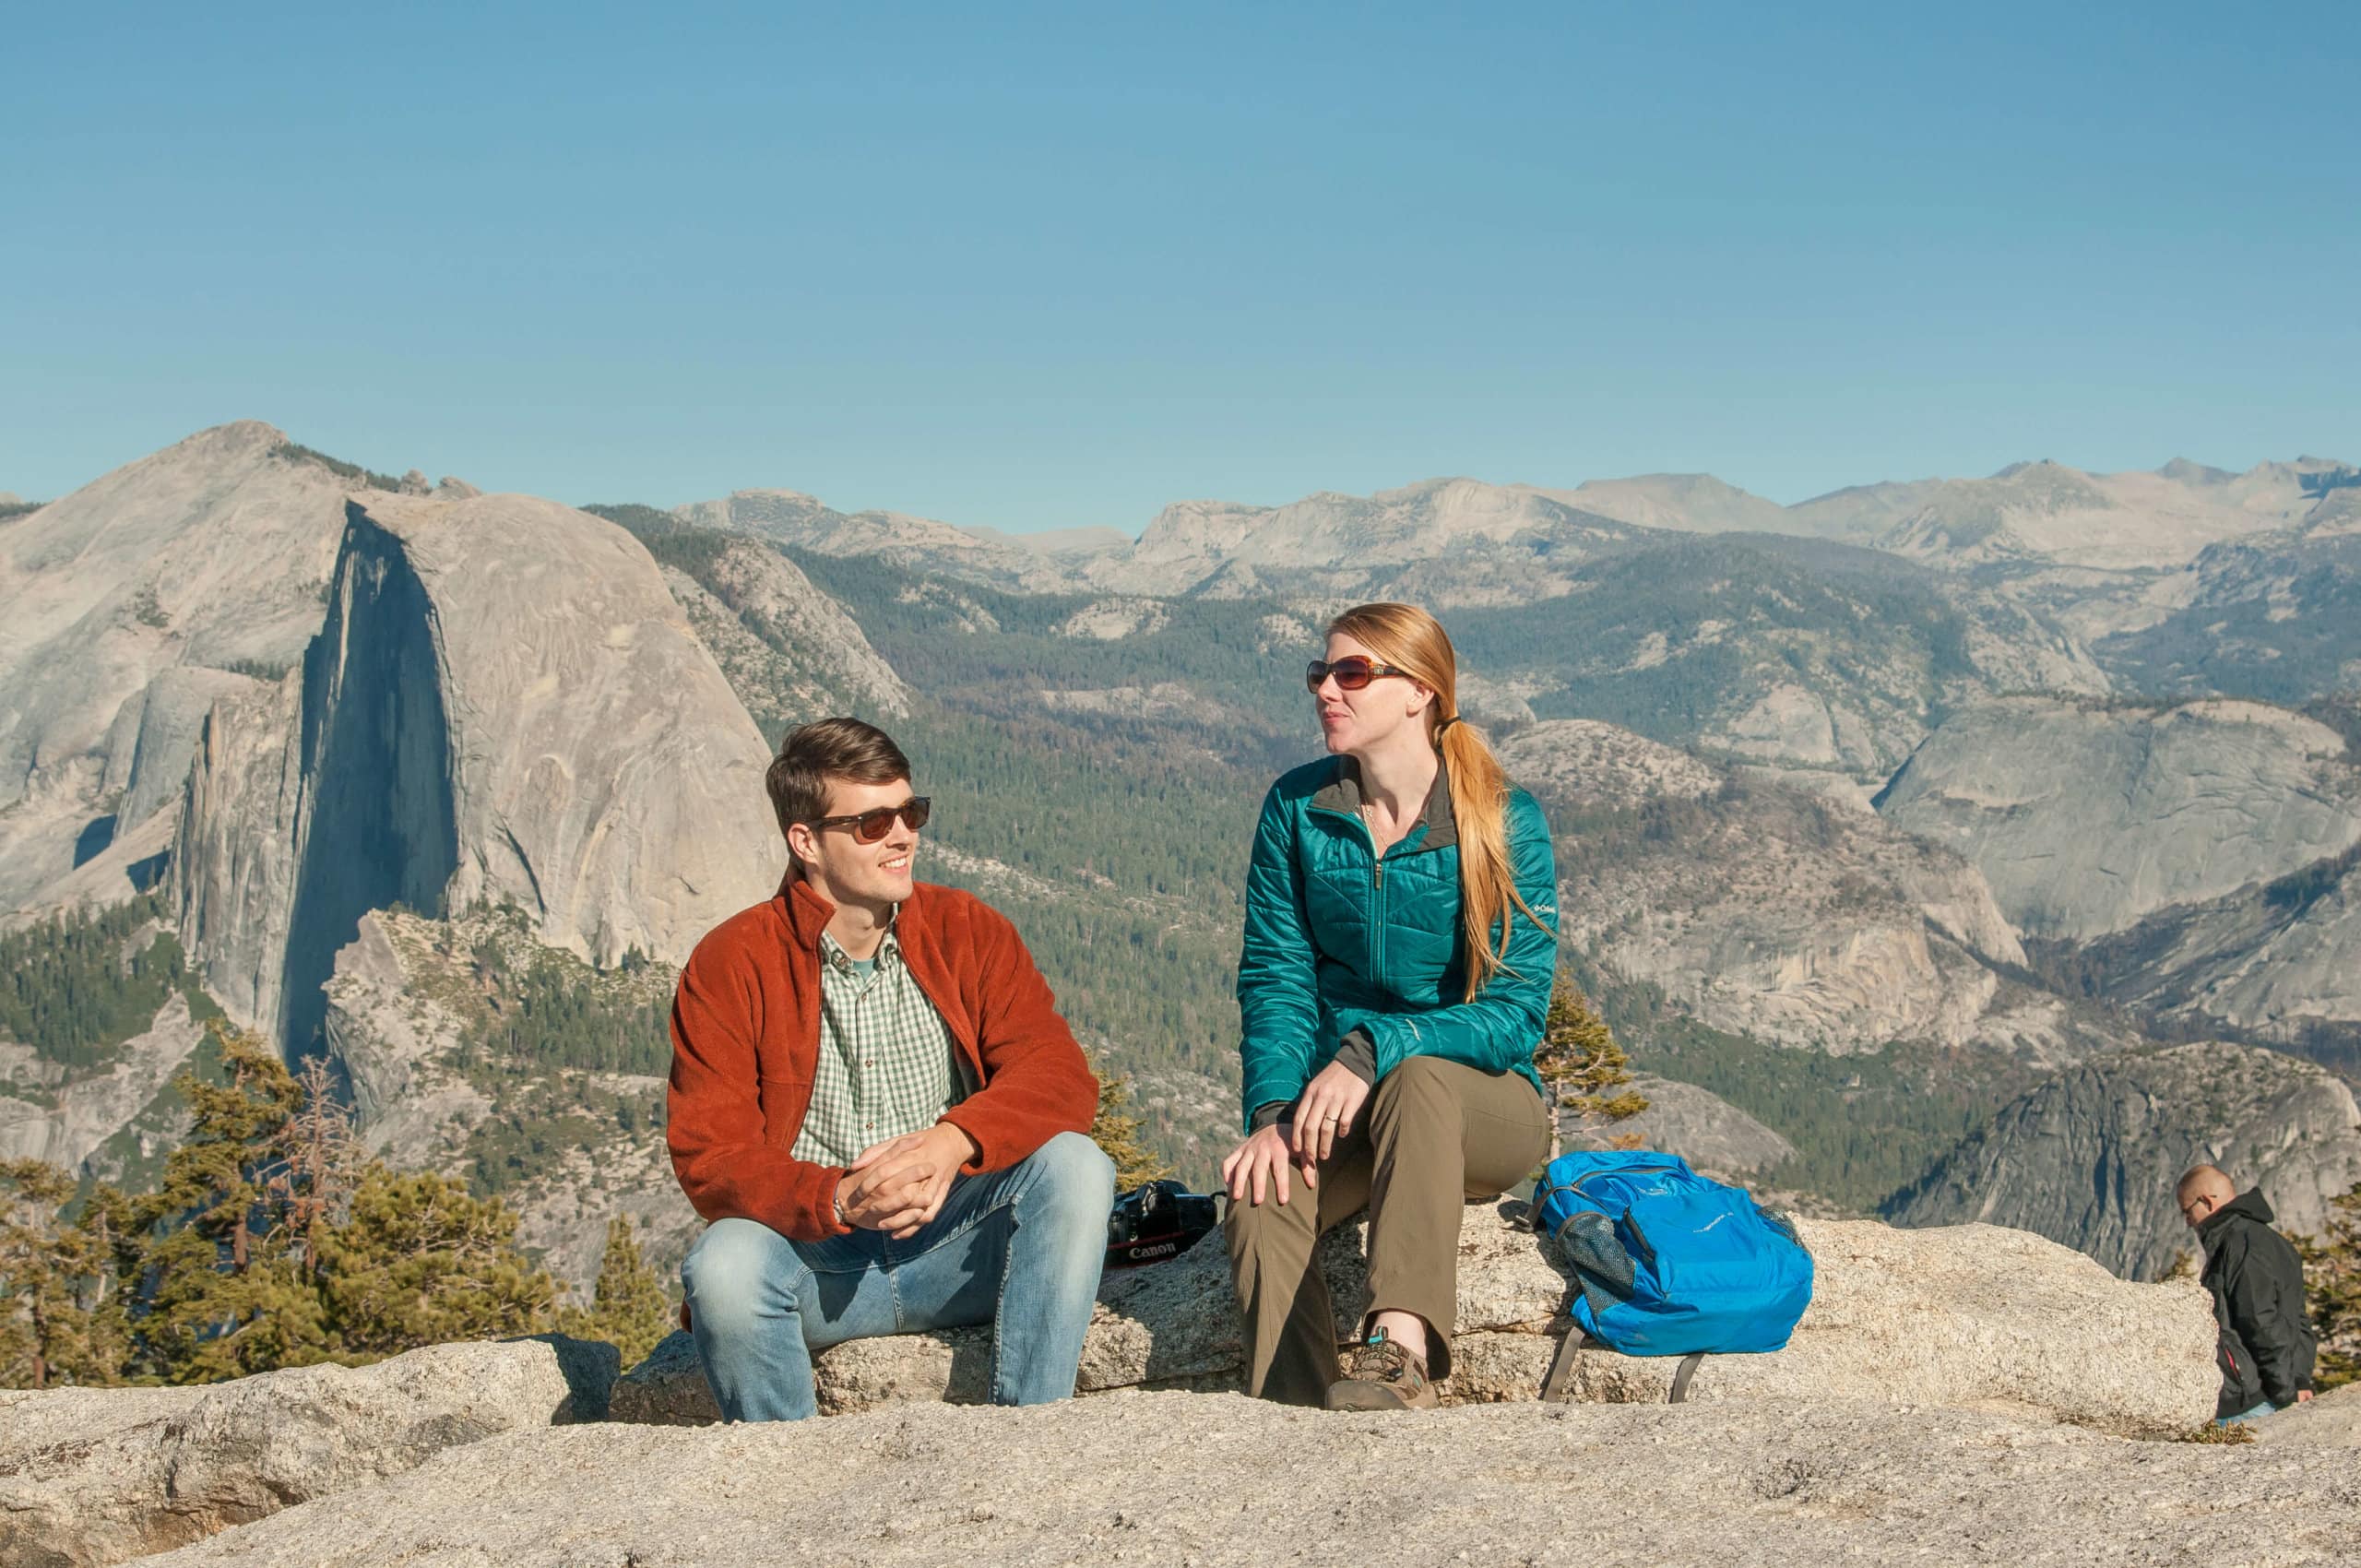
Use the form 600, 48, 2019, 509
1325, 603, 1541, 1000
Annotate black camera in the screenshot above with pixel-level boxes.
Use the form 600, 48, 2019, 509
1104, 1180, 1220, 1270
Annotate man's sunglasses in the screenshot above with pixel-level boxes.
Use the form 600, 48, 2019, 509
806, 797, 931, 844
1305, 657, 1415, 694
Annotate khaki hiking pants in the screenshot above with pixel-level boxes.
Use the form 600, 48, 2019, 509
1225, 1055, 1551, 1405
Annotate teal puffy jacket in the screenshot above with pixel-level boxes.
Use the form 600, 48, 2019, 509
1236, 755, 1560, 1129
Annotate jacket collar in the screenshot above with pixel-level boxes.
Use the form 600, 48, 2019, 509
777, 869, 926, 956
2198, 1186, 2278, 1248
1311, 754, 1459, 852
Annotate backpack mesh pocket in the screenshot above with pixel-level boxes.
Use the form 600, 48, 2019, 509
1553, 1209, 1636, 1321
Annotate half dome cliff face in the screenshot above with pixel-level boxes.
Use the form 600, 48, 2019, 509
341, 491, 783, 967
176, 489, 783, 1046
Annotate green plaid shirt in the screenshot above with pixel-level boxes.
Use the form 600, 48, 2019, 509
789, 921, 967, 1168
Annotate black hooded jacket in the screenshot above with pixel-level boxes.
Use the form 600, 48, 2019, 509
2197, 1189, 2318, 1417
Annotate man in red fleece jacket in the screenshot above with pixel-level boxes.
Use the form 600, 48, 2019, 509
669, 718, 1112, 1421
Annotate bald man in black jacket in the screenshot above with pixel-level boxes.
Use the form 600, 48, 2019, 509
2177, 1165, 2319, 1423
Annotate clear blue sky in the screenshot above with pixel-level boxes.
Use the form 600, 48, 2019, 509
6, 2, 2355, 532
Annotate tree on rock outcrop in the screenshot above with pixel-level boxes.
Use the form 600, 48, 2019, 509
1532, 982, 1647, 1162
72, 1020, 570, 1383
0, 1158, 121, 1387
133, 1024, 333, 1381
558, 1215, 671, 1365
276, 1054, 363, 1277
1086, 1051, 1172, 1188
2298, 1180, 2360, 1391
316, 1169, 555, 1355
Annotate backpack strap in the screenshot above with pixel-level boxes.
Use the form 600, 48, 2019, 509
1541, 1335, 1707, 1405
1667, 1351, 1705, 1405
1539, 1327, 1590, 1404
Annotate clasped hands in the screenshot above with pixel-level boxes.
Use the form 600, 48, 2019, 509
834, 1122, 979, 1238
1220, 1059, 1370, 1206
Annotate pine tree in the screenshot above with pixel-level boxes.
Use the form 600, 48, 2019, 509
2296, 1180, 2360, 1392
1529, 982, 1648, 1161
5, 1019, 587, 1384
1087, 1051, 1171, 1188
133, 1022, 331, 1382
272, 1054, 362, 1277
317, 1169, 554, 1354
68, 1182, 138, 1384
0, 1158, 113, 1387
557, 1215, 672, 1365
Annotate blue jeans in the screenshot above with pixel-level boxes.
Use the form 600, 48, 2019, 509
2218, 1401, 2277, 1426
682, 1131, 1115, 1421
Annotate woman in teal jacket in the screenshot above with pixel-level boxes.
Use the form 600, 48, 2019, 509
1223, 601, 1559, 1409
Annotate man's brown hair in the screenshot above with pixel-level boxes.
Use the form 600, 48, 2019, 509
765, 718, 912, 837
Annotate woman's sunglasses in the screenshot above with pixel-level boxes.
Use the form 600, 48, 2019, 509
1304, 657, 1415, 694
806, 797, 931, 844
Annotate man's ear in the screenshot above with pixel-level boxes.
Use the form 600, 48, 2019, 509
785, 821, 816, 870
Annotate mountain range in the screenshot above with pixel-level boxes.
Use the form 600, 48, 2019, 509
5, 422, 2358, 1289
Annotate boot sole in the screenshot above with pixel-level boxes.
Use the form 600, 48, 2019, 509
1323, 1381, 1437, 1412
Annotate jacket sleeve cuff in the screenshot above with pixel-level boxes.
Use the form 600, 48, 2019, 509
1250, 1100, 1294, 1133
936, 1104, 1006, 1175
1333, 1030, 1377, 1085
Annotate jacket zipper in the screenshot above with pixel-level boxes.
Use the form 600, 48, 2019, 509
1321, 802, 1387, 991
1308, 789, 1448, 1019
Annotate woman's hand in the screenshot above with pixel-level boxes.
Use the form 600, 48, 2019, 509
1291, 1061, 1370, 1163
1222, 1123, 1315, 1206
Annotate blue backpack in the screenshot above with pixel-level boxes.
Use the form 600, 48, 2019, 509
1531, 1150, 1813, 1359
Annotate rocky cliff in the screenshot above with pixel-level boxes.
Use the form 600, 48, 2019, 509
0, 422, 350, 917
1502, 719, 2049, 1057
1888, 1039, 2361, 1278
0, 993, 206, 1181
1876, 696, 2361, 943
172, 492, 781, 1046
321, 907, 699, 1295
2096, 498, 2361, 705
2059, 847, 2361, 1060
652, 535, 911, 742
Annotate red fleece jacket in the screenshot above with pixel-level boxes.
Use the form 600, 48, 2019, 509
667, 873, 1100, 1242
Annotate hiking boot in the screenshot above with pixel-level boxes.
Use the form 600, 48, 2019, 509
1323, 1327, 1439, 1410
